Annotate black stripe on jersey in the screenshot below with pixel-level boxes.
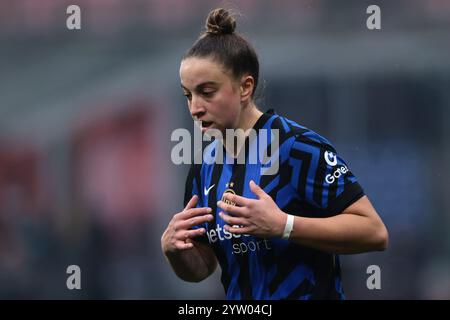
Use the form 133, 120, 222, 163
259, 117, 297, 166
184, 164, 210, 244
252, 113, 279, 166
206, 161, 233, 292
310, 253, 337, 299
271, 117, 287, 135
293, 136, 341, 213
229, 145, 253, 300
327, 181, 364, 216
289, 148, 312, 200
206, 162, 223, 228
285, 278, 315, 300
183, 164, 201, 208
327, 181, 338, 211
259, 132, 298, 203
258, 161, 278, 198
313, 148, 328, 208
281, 197, 327, 218
268, 244, 336, 299
326, 157, 366, 213
327, 163, 338, 210
268, 243, 302, 296
259, 158, 292, 205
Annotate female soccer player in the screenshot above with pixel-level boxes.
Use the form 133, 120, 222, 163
161, 8, 388, 300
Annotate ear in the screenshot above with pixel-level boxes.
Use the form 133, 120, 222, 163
240, 75, 254, 102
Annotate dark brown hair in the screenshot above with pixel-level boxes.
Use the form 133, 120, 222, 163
183, 8, 259, 97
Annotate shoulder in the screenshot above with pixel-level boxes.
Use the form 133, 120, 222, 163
266, 112, 336, 155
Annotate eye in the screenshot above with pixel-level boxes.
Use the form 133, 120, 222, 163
183, 92, 192, 101
202, 89, 215, 97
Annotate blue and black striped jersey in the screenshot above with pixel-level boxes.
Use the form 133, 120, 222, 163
183, 109, 364, 300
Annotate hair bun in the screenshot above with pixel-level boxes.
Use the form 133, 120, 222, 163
205, 8, 236, 35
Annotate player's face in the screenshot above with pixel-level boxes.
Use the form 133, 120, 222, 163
180, 57, 242, 134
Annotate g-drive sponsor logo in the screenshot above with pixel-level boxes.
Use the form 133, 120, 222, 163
324, 151, 338, 167
324, 151, 349, 184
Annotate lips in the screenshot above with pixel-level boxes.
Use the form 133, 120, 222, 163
201, 121, 213, 128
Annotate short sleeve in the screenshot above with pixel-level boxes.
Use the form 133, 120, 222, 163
289, 135, 365, 216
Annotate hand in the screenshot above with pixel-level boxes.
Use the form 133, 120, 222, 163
161, 195, 214, 253
217, 180, 287, 238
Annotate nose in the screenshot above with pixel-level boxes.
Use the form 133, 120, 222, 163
189, 95, 206, 119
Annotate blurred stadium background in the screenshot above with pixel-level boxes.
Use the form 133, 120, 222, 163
0, 0, 449, 299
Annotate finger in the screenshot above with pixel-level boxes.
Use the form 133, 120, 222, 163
175, 228, 206, 242
184, 195, 198, 211
249, 180, 266, 199
224, 224, 251, 235
186, 228, 206, 239
219, 212, 247, 226
190, 228, 207, 239
221, 193, 251, 207
178, 214, 214, 229
175, 240, 194, 250
217, 200, 247, 216
181, 206, 212, 219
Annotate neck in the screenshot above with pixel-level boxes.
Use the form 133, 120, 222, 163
236, 102, 263, 132
223, 102, 263, 158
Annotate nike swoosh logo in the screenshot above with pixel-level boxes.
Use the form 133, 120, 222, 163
204, 184, 215, 196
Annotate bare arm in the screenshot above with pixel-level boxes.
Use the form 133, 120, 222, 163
161, 195, 218, 282
218, 181, 388, 255
163, 238, 217, 282
287, 195, 388, 254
